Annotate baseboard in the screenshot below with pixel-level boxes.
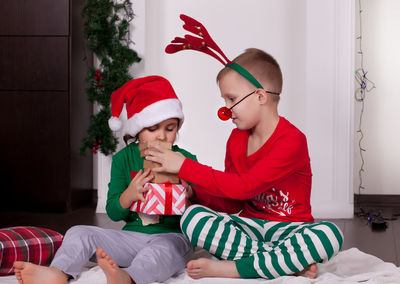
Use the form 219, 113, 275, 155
312, 202, 353, 219
354, 194, 400, 207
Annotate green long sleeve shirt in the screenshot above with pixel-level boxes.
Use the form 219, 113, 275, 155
106, 142, 197, 234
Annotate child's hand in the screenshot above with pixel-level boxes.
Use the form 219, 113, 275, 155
119, 169, 154, 209
144, 145, 185, 174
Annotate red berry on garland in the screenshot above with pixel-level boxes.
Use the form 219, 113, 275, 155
98, 140, 102, 144
98, 82, 102, 86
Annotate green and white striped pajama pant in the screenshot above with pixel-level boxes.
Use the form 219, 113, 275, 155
180, 204, 343, 279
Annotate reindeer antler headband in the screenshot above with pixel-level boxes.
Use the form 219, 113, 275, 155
165, 14, 265, 90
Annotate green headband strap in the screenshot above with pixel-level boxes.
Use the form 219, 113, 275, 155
225, 62, 264, 89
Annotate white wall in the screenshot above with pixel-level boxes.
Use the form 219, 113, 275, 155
96, 0, 354, 218
354, 0, 400, 195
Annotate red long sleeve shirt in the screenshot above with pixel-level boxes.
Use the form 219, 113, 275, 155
179, 117, 314, 222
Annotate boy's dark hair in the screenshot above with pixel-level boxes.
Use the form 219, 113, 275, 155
217, 48, 283, 102
123, 134, 138, 145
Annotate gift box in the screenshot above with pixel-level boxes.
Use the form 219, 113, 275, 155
130, 183, 186, 215
139, 141, 179, 184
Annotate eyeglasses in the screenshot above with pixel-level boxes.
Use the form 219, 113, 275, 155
217, 89, 280, 120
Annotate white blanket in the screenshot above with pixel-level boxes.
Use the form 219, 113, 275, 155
1, 248, 399, 284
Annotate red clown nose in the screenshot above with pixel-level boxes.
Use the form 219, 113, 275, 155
217, 107, 232, 120
217, 90, 257, 121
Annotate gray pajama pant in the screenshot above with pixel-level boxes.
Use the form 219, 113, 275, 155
50, 225, 193, 284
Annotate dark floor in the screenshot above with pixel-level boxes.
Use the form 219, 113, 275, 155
1, 204, 399, 266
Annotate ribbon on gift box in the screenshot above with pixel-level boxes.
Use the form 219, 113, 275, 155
164, 182, 172, 215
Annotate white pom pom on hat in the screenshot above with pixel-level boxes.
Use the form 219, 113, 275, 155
108, 116, 122, 131
108, 76, 184, 137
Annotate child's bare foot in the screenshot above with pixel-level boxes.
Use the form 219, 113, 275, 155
186, 258, 240, 279
96, 247, 133, 284
13, 261, 68, 284
295, 263, 317, 279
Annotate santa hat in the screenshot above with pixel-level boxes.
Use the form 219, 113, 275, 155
108, 76, 184, 137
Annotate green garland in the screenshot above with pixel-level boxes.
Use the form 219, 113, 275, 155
80, 0, 141, 156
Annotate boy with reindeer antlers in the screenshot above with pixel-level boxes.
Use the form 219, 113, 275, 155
145, 14, 344, 280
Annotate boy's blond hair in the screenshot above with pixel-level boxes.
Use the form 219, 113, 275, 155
217, 48, 282, 102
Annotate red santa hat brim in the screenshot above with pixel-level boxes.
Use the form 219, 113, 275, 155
126, 98, 184, 137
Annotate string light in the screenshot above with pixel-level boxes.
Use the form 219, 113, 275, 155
355, 208, 393, 231
354, 0, 376, 199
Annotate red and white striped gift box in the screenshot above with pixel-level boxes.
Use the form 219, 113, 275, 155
130, 183, 186, 215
